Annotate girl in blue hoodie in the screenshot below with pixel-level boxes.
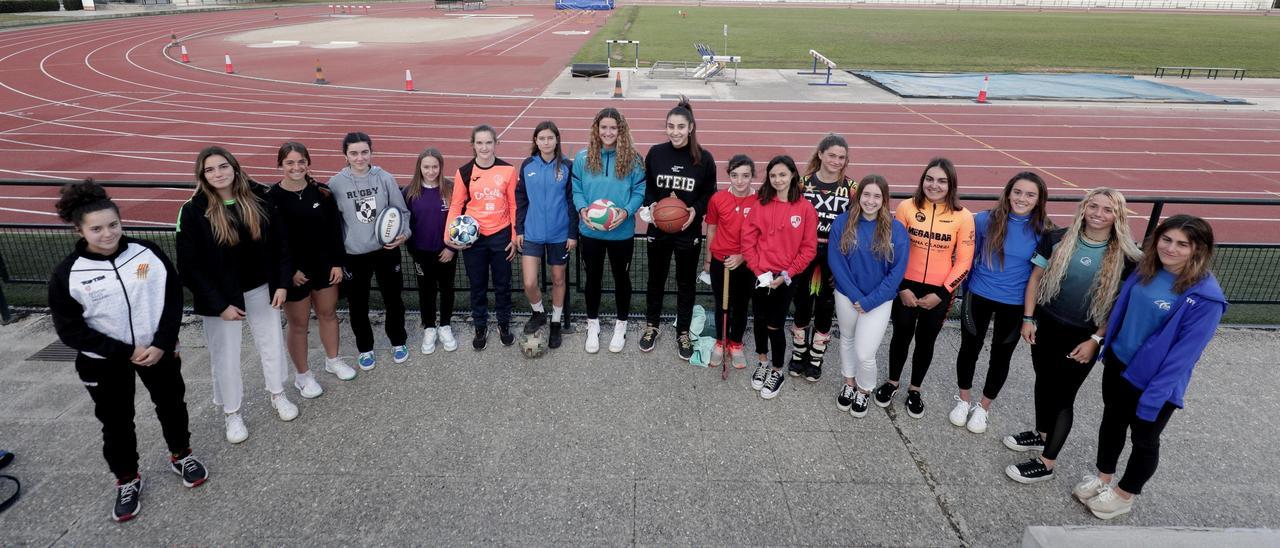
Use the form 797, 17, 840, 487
570, 107, 646, 354
515, 121, 577, 349
1074, 215, 1226, 520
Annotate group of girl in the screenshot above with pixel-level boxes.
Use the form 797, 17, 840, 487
49, 99, 1224, 523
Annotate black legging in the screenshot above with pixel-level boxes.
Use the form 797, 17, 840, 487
345, 247, 408, 352
645, 236, 700, 332
790, 246, 835, 334
887, 280, 950, 388
1095, 351, 1177, 495
1032, 312, 1097, 461
752, 282, 794, 369
580, 235, 632, 321
409, 248, 456, 328
709, 257, 753, 344
955, 292, 1022, 399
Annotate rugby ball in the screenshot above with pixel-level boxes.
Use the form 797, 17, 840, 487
586, 198, 618, 231
375, 207, 402, 246
448, 214, 480, 247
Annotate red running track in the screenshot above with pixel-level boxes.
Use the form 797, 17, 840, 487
1, 5, 1279, 241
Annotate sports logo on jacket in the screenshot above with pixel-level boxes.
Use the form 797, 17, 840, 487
136, 263, 150, 280
915, 211, 927, 223
355, 196, 376, 223
790, 215, 802, 228
1154, 299, 1172, 311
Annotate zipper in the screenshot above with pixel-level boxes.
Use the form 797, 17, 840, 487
111, 254, 137, 346
922, 203, 936, 283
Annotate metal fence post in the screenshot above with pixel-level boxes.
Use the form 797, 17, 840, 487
1144, 200, 1165, 240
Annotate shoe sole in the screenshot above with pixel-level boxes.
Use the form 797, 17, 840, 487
170, 465, 207, 488
111, 503, 140, 523
966, 422, 987, 434
873, 389, 896, 408
421, 346, 435, 355
1003, 437, 1045, 452
1074, 489, 1105, 505
836, 401, 852, 412
849, 407, 868, 418
295, 385, 323, 399
805, 376, 820, 383
760, 389, 781, 400
358, 364, 375, 371
1005, 466, 1054, 484
907, 408, 924, 419
325, 367, 357, 381
393, 354, 409, 363
1089, 506, 1131, 520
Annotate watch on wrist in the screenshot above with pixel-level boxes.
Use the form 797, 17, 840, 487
1090, 334, 1104, 345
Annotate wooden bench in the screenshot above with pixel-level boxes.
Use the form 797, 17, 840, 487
1154, 66, 1246, 80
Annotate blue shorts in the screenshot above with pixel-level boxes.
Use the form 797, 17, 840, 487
522, 240, 570, 266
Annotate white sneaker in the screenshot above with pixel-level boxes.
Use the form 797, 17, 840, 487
270, 392, 299, 422
585, 319, 601, 354
1073, 474, 1109, 505
324, 357, 357, 381
609, 320, 627, 353
948, 396, 972, 427
438, 325, 458, 352
294, 373, 323, 399
224, 413, 248, 444
1086, 487, 1134, 520
967, 405, 989, 434
421, 328, 437, 354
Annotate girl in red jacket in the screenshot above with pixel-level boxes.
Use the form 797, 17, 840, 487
742, 155, 818, 400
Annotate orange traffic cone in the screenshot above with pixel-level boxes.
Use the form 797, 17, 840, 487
404, 69, 414, 91
179, 45, 189, 63
612, 72, 623, 98
224, 53, 234, 74
976, 74, 989, 104
314, 59, 328, 85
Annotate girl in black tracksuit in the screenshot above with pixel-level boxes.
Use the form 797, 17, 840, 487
49, 179, 207, 523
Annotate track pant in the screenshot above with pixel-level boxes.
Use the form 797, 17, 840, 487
346, 247, 408, 351
645, 237, 700, 332
887, 281, 950, 388
752, 282, 794, 369
202, 284, 288, 414
75, 352, 190, 482
955, 292, 1022, 400
1095, 350, 1177, 495
834, 291, 893, 392
791, 246, 835, 333
410, 248, 456, 328
1031, 312, 1097, 461
462, 229, 513, 329
580, 236, 632, 321
709, 257, 753, 344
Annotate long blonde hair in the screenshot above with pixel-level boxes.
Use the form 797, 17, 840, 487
1036, 187, 1141, 324
585, 107, 641, 179
194, 146, 265, 246
839, 174, 894, 261
405, 147, 449, 203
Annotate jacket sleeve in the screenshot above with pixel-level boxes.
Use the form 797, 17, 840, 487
514, 162, 530, 236
862, 223, 910, 310
147, 243, 185, 353
570, 160, 588, 212
643, 152, 659, 208
692, 151, 716, 225
175, 203, 229, 314
941, 210, 976, 299
563, 159, 578, 240
825, 214, 861, 302
445, 168, 467, 246
741, 209, 764, 276
788, 205, 819, 276
624, 162, 647, 215
264, 198, 294, 291
1135, 300, 1224, 421
48, 262, 135, 360
506, 166, 519, 241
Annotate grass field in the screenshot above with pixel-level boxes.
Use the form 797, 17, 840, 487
573, 6, 1280, 76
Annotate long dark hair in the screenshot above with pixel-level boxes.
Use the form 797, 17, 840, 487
55, 178, 118, 225
803, 133, 849, 181
911, 157, 961, 212
758, 155, 802, 206
276, 141, 328, 197
529, 120, 566, 181
405, 148, 448, 203
666, 95, 702, 166
1138, 214, 1215, 294
983, 171, 1051, 269
194, 146, 266, 246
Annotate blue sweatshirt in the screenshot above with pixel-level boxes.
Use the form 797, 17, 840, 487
826, 213, 910, 311
966, 210, 1038, 305
1104, 271, 1227, 421
516, 155, 578, 244
570, 147, 646, 241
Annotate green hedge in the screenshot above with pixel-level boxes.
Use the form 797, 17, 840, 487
64, 0, 82, 11
0, 0, 61, 13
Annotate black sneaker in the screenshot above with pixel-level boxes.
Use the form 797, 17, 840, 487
873, 381, 898, 408
676, 331, 694, 361
112, 476, 142, 522
850, 391, 870, 418
836, 384, 856, 411
750, 362, 771, 391
498, 324, 515, 346
473, 326, 488, 350
638, 325, 659, 353
760, 370, 786, 400
1003, 430, 1046, 452
804, 364, 822, 383
524, 311, 546, 335
168, 453, 208, 488
905, 390, 925, 418
548, 322, 562, 349
788, 354, 807, 377
1005, 457, 1055, 484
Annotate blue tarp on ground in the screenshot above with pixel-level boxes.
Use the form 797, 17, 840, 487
853, 71, 1244, 104
556, 0, 613, 9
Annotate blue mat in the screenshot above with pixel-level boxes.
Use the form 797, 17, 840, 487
853, 72, 1244, 104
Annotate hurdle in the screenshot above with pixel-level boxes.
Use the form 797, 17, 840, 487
699, 55, 740, 85
606, 40, 639, 71
799, 49, 846, 87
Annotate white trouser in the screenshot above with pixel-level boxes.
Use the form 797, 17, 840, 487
834, 290, 892, 392
202, 284, 287, 414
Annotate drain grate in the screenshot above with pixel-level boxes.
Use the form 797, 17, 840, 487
27, 340, 77, 362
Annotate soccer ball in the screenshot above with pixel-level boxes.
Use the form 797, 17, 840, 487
585, 199, 618, 231
520, 331, 547, 359
448, 215, 480, 246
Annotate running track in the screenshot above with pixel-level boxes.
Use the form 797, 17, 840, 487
1, 5, 1279, 242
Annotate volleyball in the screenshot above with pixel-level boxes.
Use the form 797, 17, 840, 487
447, 214, 480, 246
586, 199, 618, 231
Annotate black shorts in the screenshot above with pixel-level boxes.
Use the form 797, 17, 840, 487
285, 270, 335, 302
521, 240, 570, 266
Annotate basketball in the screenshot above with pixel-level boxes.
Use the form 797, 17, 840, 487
374, 207, 402, 246
586, 198, 618, 231
652, 196, 691, 233
447, 214, 480, 247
